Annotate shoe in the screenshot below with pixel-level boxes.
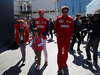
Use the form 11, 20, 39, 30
92, 62, 98, 66
83, 59, 91, 62
70, 50, 76, 54
22, 61, 25, 65
57, 69, 64, 75
63, 63, 68, 68
35, 56, 38, 61
77, 50, 83, 53
44, 61, 48, 66
37, 65, 40, 71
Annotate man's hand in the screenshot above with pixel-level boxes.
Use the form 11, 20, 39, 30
18, 43, 20, 46
55, 33, 58, 37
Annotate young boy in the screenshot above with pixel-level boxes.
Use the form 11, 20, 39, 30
15, 20, 29, 64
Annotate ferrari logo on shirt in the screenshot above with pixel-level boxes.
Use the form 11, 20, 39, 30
42, 21, 46, 24
42, 21, 44, 24
66, 20, 69, 23
59, 20, 64, 23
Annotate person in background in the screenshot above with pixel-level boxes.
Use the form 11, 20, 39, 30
23, 18, 28, 26
49, 18, 54, 40
84, 13, 100, 66
70, 13, 82, 54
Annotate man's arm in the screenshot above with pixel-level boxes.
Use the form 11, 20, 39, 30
70, 19, 74, 36
54, 18, 58, 33
33, 20, 36, 28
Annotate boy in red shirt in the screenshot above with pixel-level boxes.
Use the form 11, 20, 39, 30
15, 20, 29, 64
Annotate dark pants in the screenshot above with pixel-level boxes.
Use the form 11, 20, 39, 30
50, 29, 53, 39
34, 51, 42, 65
86, 38, 99, 63
20, 44, 26, 62
71, 33, 81, 51
81, 31, 87, 41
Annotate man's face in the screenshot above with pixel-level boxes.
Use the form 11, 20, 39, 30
39, 12, 44, 18
93, 15, 99, 21
62, 9, 68, 16
77, 15, 80, 19
49, 19, 51, 22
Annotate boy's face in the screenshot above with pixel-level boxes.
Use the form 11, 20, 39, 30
20, 22, 24, 27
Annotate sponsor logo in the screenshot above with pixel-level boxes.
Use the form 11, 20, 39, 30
69, 21, 71, 23
60, 25, 69, 28
59, 20, 64, 23
37, 25, 44, 28
36, 21, 40, 24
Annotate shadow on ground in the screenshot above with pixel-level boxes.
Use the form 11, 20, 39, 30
2, 59, 25, 75
28, 61, 47, 75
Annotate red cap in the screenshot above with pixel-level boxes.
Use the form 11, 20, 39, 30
38, 9, 44, 14
23, 18, 26, 21
16, 20, 19, 22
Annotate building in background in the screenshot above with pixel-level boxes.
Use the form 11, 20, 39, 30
14, 0, 31, 20
14, 0, 58, 20
86, 0, 100, 16
57, 0, 92, 18
31, 0, 58, 20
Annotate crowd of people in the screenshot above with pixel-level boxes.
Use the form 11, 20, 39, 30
14, 5, 100, 75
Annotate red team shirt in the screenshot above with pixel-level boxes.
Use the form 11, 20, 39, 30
55, 15, 74, 38
34, 17, 49, 39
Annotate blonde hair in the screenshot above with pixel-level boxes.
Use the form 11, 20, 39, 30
19, 20, 24, 23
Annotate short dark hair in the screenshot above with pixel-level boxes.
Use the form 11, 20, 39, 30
61, 6, 69, 12
93, 13, 100, 18
76, 13, 81, 17
33, 27, 40, 35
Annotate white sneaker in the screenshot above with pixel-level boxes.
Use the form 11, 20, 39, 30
37, 65, 40, 71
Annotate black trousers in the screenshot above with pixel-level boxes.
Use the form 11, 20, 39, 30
50, 29, 53, 39
71, 33, 81, 51
86, 38, 99, 63
81, 31, 87, 41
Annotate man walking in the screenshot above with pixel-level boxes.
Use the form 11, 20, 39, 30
33, 9, 49, 66
55, 6, 74, 74
84, 13, 100, 66
70, 13, 82, 53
